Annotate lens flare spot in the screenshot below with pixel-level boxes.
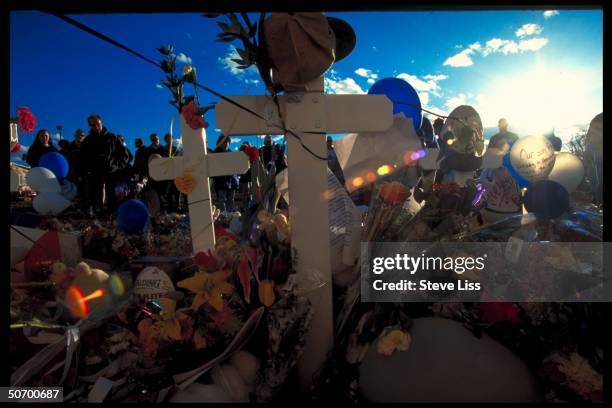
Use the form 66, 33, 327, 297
377, 165, 393, 176
322, 189, 334, 200
352, 177, 364, 188
108, 273, 125, 296
366, 172, 377, 183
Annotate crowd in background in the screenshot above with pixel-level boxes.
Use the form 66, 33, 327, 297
24, 114, 295, 217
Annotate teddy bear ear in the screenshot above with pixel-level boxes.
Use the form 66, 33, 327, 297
76, 262, 92, 276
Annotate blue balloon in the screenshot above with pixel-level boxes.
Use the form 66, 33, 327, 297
523, 180, 569, 220
117, 199, 149, 235
368, 77, 422, 130
39, 152, 69, 181
502, 154, 529, 188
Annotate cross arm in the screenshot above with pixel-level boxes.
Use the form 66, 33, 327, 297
216, 94, 393, 135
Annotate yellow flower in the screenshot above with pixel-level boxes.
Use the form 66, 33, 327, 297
178, 270, 234, 312
377, 327, 411, 356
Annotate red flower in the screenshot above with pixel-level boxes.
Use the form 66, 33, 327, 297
215, 227, 238, 243
194, 249, 217, 271
479, 302, 519, 324
11, 142, 21, 153
17, 107, 37, 133
243, 146, 259, 163
181, 101, 208, 130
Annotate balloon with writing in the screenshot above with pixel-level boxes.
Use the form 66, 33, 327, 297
502, 154, 529, 188
480, 166, 522, 223
509, 135, 556, 182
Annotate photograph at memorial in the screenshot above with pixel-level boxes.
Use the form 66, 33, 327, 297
8, 5, 605, 404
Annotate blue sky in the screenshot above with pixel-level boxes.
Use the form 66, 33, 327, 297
10, 9, 603, 163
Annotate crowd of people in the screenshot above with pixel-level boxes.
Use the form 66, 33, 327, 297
23, 115, 298, 217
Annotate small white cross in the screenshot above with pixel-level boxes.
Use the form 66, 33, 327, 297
148, 115, 249, 253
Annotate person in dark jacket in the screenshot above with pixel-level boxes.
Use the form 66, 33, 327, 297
259, 135, 274, 167
79, 114, 130, 216
212, 135, 239, 212
132, 138, 147, 181
26, 129, 58, 168
68, 129, 86, 210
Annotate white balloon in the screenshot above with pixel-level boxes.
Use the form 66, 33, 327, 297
359, 317, 541, 403
27, 167, 61, 193
33, 192, 71, 215
547, 152, 585, 192
509, 135, 556, 181
170, 383, 231, 403
61, 180, 78, 201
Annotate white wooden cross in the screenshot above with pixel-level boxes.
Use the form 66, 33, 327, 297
216, 76, 393, 392
148, 114, 249, 253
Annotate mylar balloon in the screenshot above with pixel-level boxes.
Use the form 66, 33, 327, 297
509, 136, 556, 182
33, 192, 71, 215
523, 180, 569, 220
480, 166, 522, 223
439, 105, 484, 157
547, 152, 585, 192
502, 154, 529, 188
61, 180, 78, 201
368, 77, 422, 130
117, 199, 150, 235
27, 167, 61, 193
39, 152, 69, 181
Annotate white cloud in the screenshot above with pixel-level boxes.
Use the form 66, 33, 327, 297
156, 84, 164, 89
443, 48, 475, 67
418, 92, 429, 106
518, 37, 549, 52
367, 78, 376, 84
445, 93, 468, 110
543, 10, 559, 19
218, 45, 258, 76
516, 23, 543, 37
324, 76, 365, 95
175, 53, 192, 64
355, 68, 373, 78
423, 74, 448, 81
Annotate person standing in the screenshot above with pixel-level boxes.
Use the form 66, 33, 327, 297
132, 138, 148, 181
26, 129, 58, 168
211, 135, 239, 212
79, 114, 130, 216
142, 133, 167, 212
259, 135, 274, 168
68, 129, 86, 210
488, 118, 519, 151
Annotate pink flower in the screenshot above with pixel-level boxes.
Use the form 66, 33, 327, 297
181, 101, 208, 130
17, 107, 37, 133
